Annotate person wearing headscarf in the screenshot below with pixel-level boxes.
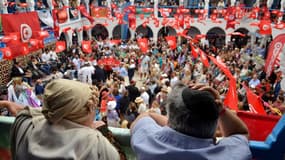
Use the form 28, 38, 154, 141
0, 79, 120, 159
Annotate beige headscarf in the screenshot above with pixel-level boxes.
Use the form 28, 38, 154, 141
42, 79, 93, 124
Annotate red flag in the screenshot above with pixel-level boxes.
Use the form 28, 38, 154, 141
224, 79, 239, 111
259, 20, 272, 35
21, 43, 29, 55
208, 55, 238, 110
0, 47, 13, 60
1, 12, 41, 43
198, 48, 209, 67
245, 86, 267, 115
165, 36, 177, 50
264, 34, 285, 76
78, 5, 94, 23
208, 56, 234, 79
52, 9, 60, 37
137, 38, 148, 53
225, 7, 236, 30
81, 40, 92, 54
55, 41, 66, 53
128, 13, 136, 30
190, 45, 199, 58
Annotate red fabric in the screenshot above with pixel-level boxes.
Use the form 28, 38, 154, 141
198, 49, 209, 67
109, 39, 121, 45
55, 41, 66, 53
224, 79, 239, 111
208, 55, 238, 110
190, 45, 199, 58
81, 40, 92, 54
225, 7, 236, 30
0, 47, 13, 60
208, 56, 234, 79
165, 36, 177, 50
245, 86, 267, 115
100, 100, 107, 113
128, 13, 136, 30
1, 12, 41, 41
78, 5, 94, 23
52, 9, 60, 37
259, 20, 272, 35
264, 34, 285, 76
137, 38, 148, 53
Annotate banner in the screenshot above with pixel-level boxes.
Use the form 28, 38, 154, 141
265, 34, 285, 76
1, 12, 41, 42
43, 28, 57, 45
37, 10, 54, 27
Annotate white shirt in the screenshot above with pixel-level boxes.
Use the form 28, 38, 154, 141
78, 66, 95, 85
49, 50, 58, 61
138, 103, 147, 114
170, 76, 179, 87
41, 53, 50, 63
140, 91, 150, 106
72, 58, 81, 71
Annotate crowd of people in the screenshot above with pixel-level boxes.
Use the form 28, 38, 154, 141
0, 34, 284, 159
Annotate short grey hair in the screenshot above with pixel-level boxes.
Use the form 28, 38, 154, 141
166, 83, 218, 138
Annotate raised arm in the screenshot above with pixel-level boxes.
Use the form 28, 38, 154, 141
0, 101, 25, 116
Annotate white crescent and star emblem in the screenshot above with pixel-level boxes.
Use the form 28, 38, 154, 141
20, 24, 32, 42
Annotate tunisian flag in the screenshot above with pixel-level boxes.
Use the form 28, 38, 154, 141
55, 41, 66, 53
259, 20, 272, 35
264, 34, 285, 76
0, 47, 13, 60
225, 7, 236, 30
137, 38, 148, 53
165, 36, 177, 50
245, 86, 267, 115
1, 12, 41, 42
81, 40, 92, 54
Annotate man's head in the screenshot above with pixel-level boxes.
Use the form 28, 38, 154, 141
166, 83, 219, 138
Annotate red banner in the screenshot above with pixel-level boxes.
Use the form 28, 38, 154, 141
55, 41, 66, 53
1, 12, 41, 42
81, 40, 92, 54
137, 38, 148, 53
264, 34, 285, 76
165, 36, 177, 50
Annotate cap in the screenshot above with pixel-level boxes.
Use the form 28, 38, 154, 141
181, 87, 219, 121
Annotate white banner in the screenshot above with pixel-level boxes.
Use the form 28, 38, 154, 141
37, 10, 54, 27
